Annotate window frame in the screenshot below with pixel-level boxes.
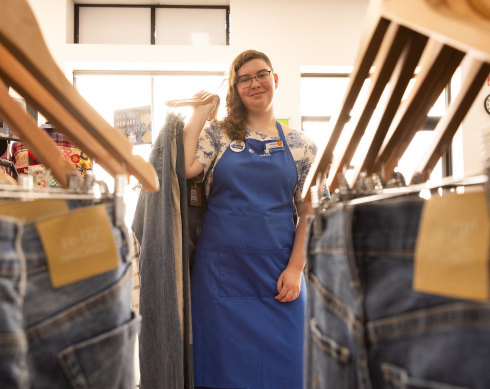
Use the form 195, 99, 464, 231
74, 4, 230, 45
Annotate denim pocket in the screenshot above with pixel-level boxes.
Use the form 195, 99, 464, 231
309, 318, 351, 389
381, 363, 469, 389
58, 313, 141, 389
218, 248, 289, 298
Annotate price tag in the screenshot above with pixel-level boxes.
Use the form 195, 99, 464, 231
413, 190, 489, 301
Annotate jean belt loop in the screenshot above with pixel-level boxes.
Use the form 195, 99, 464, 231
343, 203, 361, 290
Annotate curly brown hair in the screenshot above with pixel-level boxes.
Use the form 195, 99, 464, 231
218, 50, 274, 142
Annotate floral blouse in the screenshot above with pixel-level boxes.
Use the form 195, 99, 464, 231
194, 122, 329, 205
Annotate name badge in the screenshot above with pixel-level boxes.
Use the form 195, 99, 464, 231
264, 140, 285, 154
230, 140, 245, 152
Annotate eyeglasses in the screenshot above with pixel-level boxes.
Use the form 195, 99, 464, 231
235, 70, 272, 89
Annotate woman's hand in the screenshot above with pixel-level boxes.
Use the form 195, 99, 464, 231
166, 90, 219, 121
275, 265, 302, 303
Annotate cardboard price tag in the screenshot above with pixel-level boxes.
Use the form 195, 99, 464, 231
0, 199, 68, 221
36, 204, 119, 289
413, 190, 490, 301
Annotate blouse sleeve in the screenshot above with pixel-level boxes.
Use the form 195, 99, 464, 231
290, 130, 330, 205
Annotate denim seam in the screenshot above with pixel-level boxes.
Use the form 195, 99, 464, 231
119, 223, 133, 263
310, 319, 350, 363
15, 221, 27, 300
308, 246, 345, 255
0, 332, 27, 349
367, 302, 490, 340
26, 263, 131, 343
344, 204, 360, 290
308, 272, 363, 339
58, 349, 89, 389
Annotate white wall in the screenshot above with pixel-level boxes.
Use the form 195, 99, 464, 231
26, 0, 368, 129
25, 0, 490, 175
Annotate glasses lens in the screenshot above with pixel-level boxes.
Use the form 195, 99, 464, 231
257, 70, 271, 80
236, 76, 251, 88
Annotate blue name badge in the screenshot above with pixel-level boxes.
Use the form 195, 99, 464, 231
264, 140, 285, 154
230, 140, 245, 152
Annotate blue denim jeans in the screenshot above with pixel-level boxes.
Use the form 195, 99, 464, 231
0, 202, 139, 388
305, 195, 490, 389
0, 220, 28, 388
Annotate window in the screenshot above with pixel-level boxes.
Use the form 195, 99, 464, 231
300, 71, 461, 186
75, 5, 230, 45
74, 71, 227, 224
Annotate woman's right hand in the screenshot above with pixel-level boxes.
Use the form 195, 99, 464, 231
166, 91, 220, 121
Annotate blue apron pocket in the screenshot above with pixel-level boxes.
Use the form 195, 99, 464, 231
218, 247, 291, 298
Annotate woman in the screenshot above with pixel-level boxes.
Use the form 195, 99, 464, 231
181, 49, 325, 389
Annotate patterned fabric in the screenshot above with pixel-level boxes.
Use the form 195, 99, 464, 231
195, 122, 329, 204
10, 124, 92, 187
10, 142, 29, 175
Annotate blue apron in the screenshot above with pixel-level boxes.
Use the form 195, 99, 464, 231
191, 122, 306, 389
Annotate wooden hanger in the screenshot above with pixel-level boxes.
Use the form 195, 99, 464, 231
303, 0, 490, 200
411, 57, 490, 183
371, 41, 465, 180
382, 0, 490, 58
0, 43, 121, 178
0, 80, 77, 188
0, 0, 159, 192
353, 31, 428, 183
327, 23, 413, 191
301, 11, 391, 201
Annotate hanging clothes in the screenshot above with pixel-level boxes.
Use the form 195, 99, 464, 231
304, 194, 490, 389
192, 121, 306, 389
0, 200, 138, 388
9, 123, 92, 187
132, 112, 194, 389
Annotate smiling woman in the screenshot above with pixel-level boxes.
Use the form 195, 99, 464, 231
178, 49, 329, 389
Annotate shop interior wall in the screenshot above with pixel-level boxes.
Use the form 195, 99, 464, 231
26, 0, 489, 176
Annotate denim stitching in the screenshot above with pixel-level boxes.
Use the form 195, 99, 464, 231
368, 302, 490, 340
310, 318, 351, 363
308, 272, 363, 339
0, 332, 27, 349
26, 263, 131, 342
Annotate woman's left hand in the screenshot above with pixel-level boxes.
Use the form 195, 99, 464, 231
275, 266, 302, 303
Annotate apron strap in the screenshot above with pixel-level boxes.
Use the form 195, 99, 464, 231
276, 121, 287, 146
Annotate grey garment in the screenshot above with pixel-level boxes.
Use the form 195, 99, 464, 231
132, 112, 194, 389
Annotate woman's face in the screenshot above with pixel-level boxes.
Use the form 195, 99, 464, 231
235, 58, 278, 114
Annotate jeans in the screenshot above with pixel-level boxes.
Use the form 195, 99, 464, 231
0, 202, 139, 388
132, 112, 194, 389
0, 221, 28, 388
305, 195, 490, 389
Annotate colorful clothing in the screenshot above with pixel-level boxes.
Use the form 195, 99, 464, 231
10, 123, 92, 188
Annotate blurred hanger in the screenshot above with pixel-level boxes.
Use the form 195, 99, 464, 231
303, 0, 490, 201
352, 30, 428, 183
0, 79, 77, 188
0, 43, 121, 178
301, 8, 391, 201
326, 23, 413, 191
411, 57, 490, 183
0, 0, 158, 192
371, 41, 465, 181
